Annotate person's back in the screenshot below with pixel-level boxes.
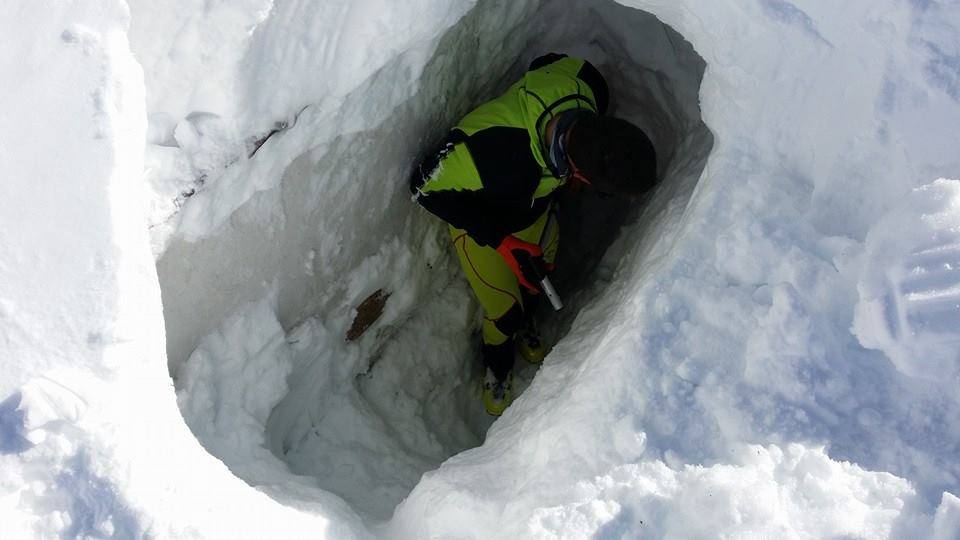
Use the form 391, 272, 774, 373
410, 53, 656, 415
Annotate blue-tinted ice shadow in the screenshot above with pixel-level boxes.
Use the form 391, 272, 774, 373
924, 42, 960, 102
758, 0, 833, 47
0, 392, 33, 455
56, 451, 143, 539
596, 506, 640, 539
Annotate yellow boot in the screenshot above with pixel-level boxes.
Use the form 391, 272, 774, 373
482, 369, 514, 416
516, 323, 547, 364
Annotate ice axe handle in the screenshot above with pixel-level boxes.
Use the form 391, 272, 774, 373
539, 275, 564, 311
518, 253, 564, 311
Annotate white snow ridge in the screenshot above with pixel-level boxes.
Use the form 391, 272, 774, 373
2, 0, 960, 538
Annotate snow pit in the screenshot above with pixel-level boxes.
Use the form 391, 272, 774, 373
159, 0, 711, 523
7, 0, 960, 536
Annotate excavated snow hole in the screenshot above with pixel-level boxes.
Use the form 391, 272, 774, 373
162, 0, 711, 524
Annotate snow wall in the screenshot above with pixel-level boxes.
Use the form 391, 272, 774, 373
4, 0, 960, 538
160, 0, 713, 523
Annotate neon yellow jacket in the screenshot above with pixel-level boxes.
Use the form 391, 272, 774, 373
410, 54, 608, 246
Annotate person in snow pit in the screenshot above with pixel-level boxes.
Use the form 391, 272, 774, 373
409, 53, 657, 416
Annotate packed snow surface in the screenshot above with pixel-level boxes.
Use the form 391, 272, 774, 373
3, 0, 960, 538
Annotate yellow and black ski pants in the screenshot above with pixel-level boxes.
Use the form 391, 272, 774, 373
450, 207, 559, 379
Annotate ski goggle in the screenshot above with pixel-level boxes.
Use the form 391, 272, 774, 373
547, 110, 594, 181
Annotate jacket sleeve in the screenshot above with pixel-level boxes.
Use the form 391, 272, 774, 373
574, 60, 609, 115
527, 54, 609, 115
528, 52, 568, 71
410, 136, 544, 247
416, 188, 537, 247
